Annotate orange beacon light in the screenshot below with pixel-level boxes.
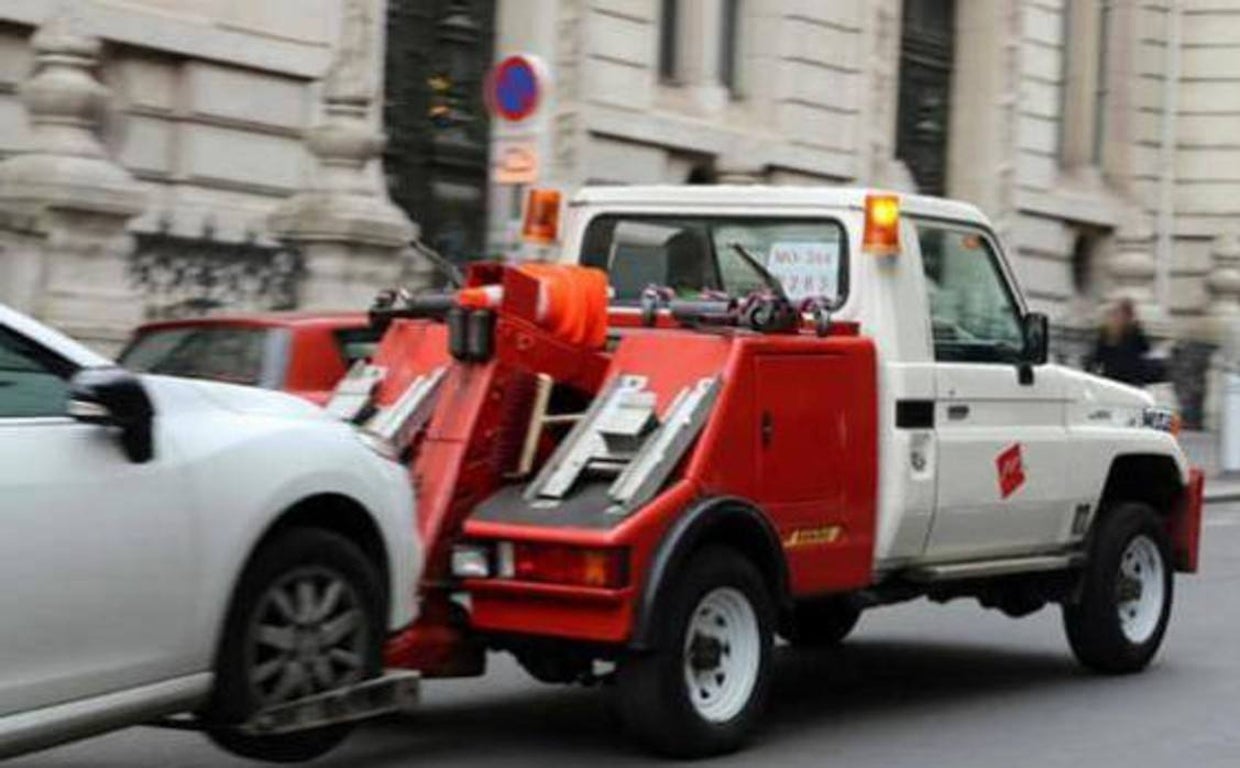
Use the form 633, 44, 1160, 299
863, 193, 901, 256
522, 188, 563, 245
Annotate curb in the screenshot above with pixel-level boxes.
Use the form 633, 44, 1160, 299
1206, 490, 1240, 504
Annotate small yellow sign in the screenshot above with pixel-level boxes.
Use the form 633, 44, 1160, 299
494, 145, 540, 184
783, 525, 843, 549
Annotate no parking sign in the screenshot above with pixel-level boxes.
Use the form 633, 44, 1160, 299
486, 54, 547, 123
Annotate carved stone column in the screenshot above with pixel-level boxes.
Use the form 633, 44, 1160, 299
1207, 232, 1240, 323
0, 11, 146, 351
1203, 232, 1240, 431
269, 0, 421, 310
1107, 212, 1162, 326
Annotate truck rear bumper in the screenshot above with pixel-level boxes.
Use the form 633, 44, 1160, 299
465, 580, 635, 645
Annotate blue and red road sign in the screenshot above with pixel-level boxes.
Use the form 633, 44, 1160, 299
488, 55, 543, 122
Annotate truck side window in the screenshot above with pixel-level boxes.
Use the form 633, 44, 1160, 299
916, 223, 1024, 364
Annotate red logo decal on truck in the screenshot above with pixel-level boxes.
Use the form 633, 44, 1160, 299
996, 443, 1026, 499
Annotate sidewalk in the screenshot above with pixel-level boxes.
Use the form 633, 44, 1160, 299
1179, 431, 1240, 504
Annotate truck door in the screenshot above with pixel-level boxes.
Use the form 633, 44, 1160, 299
913, 221, 1071, 561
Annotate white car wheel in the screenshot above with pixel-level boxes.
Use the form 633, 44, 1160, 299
206, 528, 384, 763
246, 566, 371, 708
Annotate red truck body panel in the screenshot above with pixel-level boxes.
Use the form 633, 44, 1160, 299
457, 329, 879, 645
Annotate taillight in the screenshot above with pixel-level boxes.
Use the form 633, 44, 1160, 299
510, 542, 628, 589
862, 193, 900, 255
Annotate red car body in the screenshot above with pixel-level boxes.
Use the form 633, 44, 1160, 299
119, 313, 379, 406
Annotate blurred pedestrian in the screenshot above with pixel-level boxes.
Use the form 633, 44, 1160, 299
1089, 298, 1151, 385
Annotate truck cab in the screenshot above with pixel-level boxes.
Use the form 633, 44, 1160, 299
553, 186, 1195, 575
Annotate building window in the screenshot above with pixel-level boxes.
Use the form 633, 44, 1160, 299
896, 0, 956, 196
1060, 0, 1110, 168
1070, 227, 1105, 297
719, 0, 741, 94
659, 0, 679, 82
1092, 0, 1112, 165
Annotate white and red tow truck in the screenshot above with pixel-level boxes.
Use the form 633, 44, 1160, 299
335, 186, 1204, 758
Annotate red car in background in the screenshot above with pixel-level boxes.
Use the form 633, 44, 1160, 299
119, 313, 380, 405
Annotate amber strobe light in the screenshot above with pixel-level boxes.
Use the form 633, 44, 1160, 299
863, 193, 901, 255
522, 188, 563, 244
512, 542, 628, 589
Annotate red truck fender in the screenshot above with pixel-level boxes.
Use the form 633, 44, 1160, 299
629, 496, 790, 651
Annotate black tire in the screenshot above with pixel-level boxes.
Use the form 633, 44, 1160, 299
615, 545, 775, 758
204, 527, 386, 763
1063, 502, 1174, 675
788, 597, 861, 647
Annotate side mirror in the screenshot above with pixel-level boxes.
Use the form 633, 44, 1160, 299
1022, 312, 1049, 366
68, 367, 155, 463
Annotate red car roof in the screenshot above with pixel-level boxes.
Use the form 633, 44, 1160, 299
135, 312, 370, 333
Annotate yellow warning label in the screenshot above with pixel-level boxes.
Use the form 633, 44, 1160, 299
783, 525, 843, 549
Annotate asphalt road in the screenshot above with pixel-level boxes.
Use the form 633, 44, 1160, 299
14, 502, 1240, 768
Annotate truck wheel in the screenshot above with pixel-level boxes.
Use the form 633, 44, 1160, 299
204, 528, 385, 763
1063, 502, 1174, 675
616, 546, 774, 758
788, 597, 861, 647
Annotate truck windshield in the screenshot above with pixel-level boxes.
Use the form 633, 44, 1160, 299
579, 216, 848, 306
120, 326, 272, 387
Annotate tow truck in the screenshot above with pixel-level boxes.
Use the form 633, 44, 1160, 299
335, 186, 1203, 758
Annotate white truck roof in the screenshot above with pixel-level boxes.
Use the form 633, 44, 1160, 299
570, 185, 991, 228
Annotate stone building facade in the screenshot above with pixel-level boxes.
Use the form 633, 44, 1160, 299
491, 0, 1240, 352
3, 0, 1240, 391
0, 0, 411, 350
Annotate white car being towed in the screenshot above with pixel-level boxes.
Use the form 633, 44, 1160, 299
0, 304, 420, 762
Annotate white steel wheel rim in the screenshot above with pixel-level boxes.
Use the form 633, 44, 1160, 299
682, 587, 761, 724
1117, 535, 1165, 645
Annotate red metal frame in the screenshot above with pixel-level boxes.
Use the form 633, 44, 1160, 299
382, 265, 878, 671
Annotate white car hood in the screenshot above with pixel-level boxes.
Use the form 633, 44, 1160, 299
140, 374, 328, 421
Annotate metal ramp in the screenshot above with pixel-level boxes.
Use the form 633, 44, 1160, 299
325, 362, 448, 455
524, 374, 720, 514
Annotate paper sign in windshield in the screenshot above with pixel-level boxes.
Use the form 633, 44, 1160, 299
766, 242, 840, 301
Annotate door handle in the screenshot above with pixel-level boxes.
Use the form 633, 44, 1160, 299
761, 411, 774, 447
947, 404, 970, 421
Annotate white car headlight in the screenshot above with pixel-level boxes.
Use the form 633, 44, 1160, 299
1142, 406, 1181, 436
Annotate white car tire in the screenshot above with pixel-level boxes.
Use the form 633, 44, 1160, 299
204, 527, 385, 763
